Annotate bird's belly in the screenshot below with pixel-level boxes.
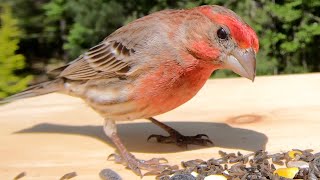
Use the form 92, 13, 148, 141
87, 99, 153, 121
82, 82, 152, 121
85, 88, 195, 121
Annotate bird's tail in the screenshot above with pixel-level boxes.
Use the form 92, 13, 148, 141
0, 78, 64, 104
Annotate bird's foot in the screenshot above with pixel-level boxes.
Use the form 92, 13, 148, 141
108, 153, 178, 177
147, 131, 213, 148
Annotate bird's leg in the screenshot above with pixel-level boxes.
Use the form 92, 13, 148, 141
103, 120, 175, 177
147, 117, 213, 148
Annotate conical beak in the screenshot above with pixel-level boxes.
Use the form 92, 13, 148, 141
223, 48, 256, 81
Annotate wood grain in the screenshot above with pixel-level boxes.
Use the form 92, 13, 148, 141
1, 73, 320, 179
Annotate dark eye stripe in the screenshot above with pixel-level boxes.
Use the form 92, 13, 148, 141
217, 27, 228, 40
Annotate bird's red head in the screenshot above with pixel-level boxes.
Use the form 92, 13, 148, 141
199, 5, 259, 53
192, 5, 259, 81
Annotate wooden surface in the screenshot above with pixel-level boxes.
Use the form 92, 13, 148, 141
1, 73, 320, 180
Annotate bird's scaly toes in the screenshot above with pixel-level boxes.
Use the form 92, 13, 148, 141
107, 153, 177, 177
147, 132, 214, 148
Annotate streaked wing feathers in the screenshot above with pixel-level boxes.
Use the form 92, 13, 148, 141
59, 40, 134, 80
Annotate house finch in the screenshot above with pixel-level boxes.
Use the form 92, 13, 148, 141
2, 5, 259, 176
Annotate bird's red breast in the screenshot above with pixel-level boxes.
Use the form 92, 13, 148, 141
132, 53, 217, 116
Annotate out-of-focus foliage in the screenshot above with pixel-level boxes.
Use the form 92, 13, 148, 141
43, 0, 126, 58
0, 0, 319, 97
0, 5, 32, 98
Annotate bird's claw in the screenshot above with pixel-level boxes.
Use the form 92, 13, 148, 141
141, 157, 168, 164
143, 165, 179, 176
194, 134, 210, 139
107, 153, 124, 164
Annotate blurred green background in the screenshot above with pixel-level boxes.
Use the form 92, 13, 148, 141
0, 0, 319, 98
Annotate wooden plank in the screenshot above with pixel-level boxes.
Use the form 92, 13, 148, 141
0, 73, 320, 179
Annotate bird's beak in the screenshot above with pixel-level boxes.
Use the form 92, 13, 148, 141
223, 48, 256, 81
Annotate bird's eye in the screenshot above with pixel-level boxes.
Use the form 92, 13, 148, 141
217, 28, 228, 40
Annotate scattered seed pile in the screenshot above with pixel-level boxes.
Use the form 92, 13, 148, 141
12, 149, 320, 180
157, 149, 320, 180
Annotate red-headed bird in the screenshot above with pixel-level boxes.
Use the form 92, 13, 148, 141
2, 5, 259, 176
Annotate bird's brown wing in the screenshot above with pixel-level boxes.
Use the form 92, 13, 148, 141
58, 40, 135, 80
53, 16, 161, 81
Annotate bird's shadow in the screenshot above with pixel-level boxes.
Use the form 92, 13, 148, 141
15, 120, 267, 153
